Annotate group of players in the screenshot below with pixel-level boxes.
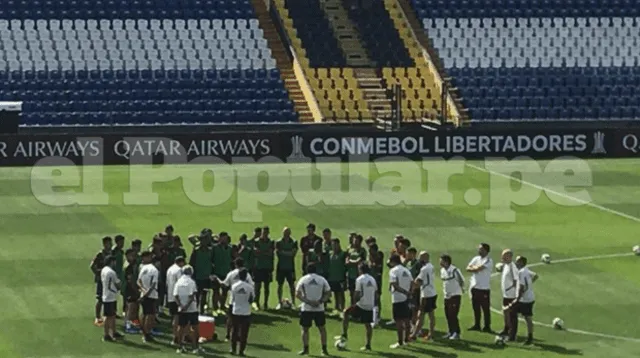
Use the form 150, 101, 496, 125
89, 223, 539, 355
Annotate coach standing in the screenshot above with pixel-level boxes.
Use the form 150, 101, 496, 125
230, 269, 254, 356
296, 263, 331, 356
466, 243, 493, 332
500, 249, 519, 341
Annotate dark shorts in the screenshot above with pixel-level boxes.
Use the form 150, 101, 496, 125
95, 282, 103, 301
503, 297, 516, 307
179, 312, 199, 327
517, 301, 534, 317
141, 297, 157, 316
254, 269, 273, 283
168, 301, 179, 316
196, 279, 211, 292
347, 278, 356, 291
420, 295, 438, 313
231, 314, 251, 326
329, 281, 345, 293
347, 306, 374, 323
392, 301, 411, 320
276, 269, 295, 285
126, 288, 140, 303
103, 301, 117, 317
299, 311, 326, 328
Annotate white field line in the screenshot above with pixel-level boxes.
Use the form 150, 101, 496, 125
466, 163, 640, 223
490, 252, 640, 343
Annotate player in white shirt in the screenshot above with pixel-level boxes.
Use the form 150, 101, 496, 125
174, 265, 203, 354
440, 254, 465, 340
335, 263, 377, 350
499, 249, 519, 341
229, 269, 255, 356
220, 257, 254, 342
137, 251, 160, 343
504, 256, 537, 345
165, 256, 186, 345
295, 263, 331, 356
411, 251, 437, 341
387, 254, 413, 349
466, 243, 493, 332
100, 255, 122, 342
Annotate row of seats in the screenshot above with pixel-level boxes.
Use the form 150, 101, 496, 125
1, 28, 266, 41
426, 17, 640, 28
0, 0, 255, 19
1, 39, 269, 51
1, 78, 286, 90
1, 88, 289, 100
0, 58, 277, 71
22, 99, 294, 112
471, 107, 639, 120
444, 56, 640, 68
429, 27, 640, 40
23, 110, 298, 126
1, 68, 281, 80
432, 38, 640, 51
1, 18, 261, 30
466, 96, 639, 108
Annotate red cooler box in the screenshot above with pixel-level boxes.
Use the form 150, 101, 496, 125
198, 315, 216, 342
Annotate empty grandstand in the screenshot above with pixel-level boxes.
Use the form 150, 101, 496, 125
411, 0, 640, 122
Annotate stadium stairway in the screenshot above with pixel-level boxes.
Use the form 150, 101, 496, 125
382, 0, 463, 123
318, 0, 372, 67
396, 0, 468, 124
274, 0, 373, 121
251, 0, 314, 122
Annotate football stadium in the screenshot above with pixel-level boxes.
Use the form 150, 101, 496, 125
1, 0, 640, 357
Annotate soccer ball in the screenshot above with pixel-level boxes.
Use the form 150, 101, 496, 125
495, 262, 504, 272
632, 245, 640, 255
494, 335, 506, 346
552, 317, 564, 330
541, 254, 552, 264
334, 338, 347, 350
281, 299, 292, 309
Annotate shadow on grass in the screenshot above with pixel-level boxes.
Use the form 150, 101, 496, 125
251, 311, 293, 326
248, 342, 290, 352
535, 341, 583, 355
405, 345, 459, 358
118, 338, 161, 351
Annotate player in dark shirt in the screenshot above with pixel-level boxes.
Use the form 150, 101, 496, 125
90, 236, 113, 326
124, 248, 141, 333
300, 223, 321, 275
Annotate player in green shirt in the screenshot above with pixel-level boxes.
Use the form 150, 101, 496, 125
212, 232, 233, 312
189, 234, 214, 314
404, 247, 422, 323
346, 234, 367, 305
328, 238, 347, 312
254, 226, 274, 310
112, 235, 126, 317
234, 234, 254, 271
275, 227, 298, 309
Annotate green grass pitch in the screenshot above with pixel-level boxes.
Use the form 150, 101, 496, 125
1, 158, 640, 358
